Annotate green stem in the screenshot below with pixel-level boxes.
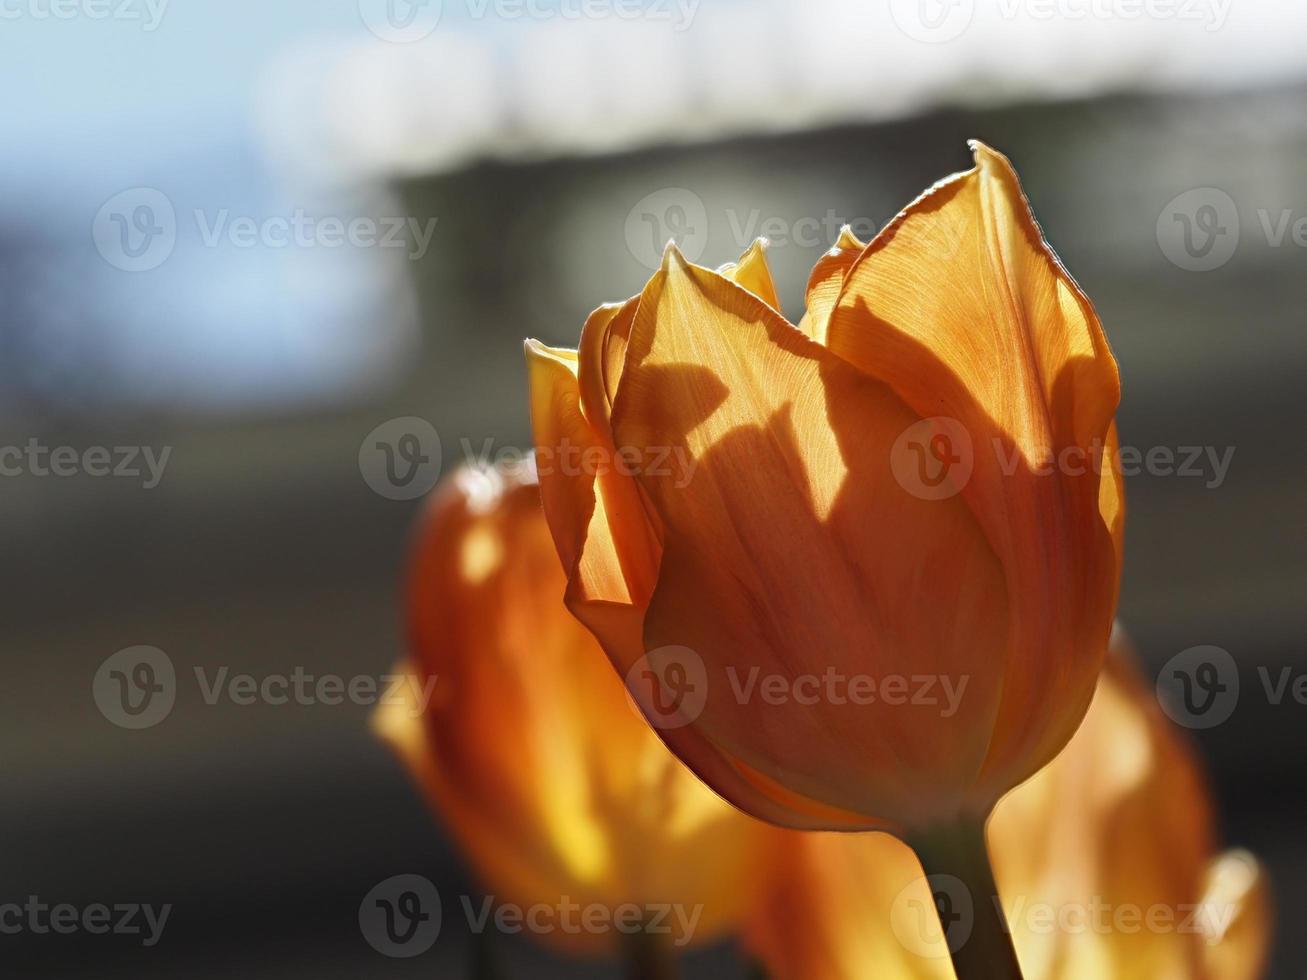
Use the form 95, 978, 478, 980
907, 816, 1026, 980
622, 929, 681, 980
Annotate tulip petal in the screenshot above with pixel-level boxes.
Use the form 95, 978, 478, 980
577, 299, 634, 431
525, 338, 631, 604
826, 141, 1122, 802
575, 300, 663, 600
608, 246, 1010, 829
718, 237, 782, 311
797, 225, 866, 343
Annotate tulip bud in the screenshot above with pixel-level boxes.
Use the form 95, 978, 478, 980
525, 142, 1123, 836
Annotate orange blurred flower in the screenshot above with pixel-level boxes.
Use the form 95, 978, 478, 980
525, 142, 1124, 836
745, 629, 1272, 980
374, 462, 773, 958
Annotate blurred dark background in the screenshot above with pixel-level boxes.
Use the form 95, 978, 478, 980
2, 1, 1305, 976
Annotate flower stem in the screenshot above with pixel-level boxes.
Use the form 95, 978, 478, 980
622, 929, 681, 980
907, 816, 1026, 980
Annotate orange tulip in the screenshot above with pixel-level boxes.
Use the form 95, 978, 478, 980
374, 462, 773, 961
527, 141, 1123, 978
526, 141, 1122, 836
745, 629, 1272, 980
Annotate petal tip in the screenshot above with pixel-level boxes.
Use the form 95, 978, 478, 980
833, 224, 865, 252
661, 239, 688, 272
967, 139, 1015, 179
524, 338, 579, 366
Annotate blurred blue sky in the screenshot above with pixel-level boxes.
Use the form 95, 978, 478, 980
2, 3, 359, 206
2, 0, 1303, 415
0, 2, 424, 413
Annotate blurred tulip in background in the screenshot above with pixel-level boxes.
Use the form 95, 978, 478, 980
375, 461, 774, 967
746, 629, 1271, 980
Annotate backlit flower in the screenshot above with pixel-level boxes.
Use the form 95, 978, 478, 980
525, 142, 1124, 835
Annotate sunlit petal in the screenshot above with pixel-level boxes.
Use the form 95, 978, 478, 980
826, 141, 1122, 804
798, 224, 866, 343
